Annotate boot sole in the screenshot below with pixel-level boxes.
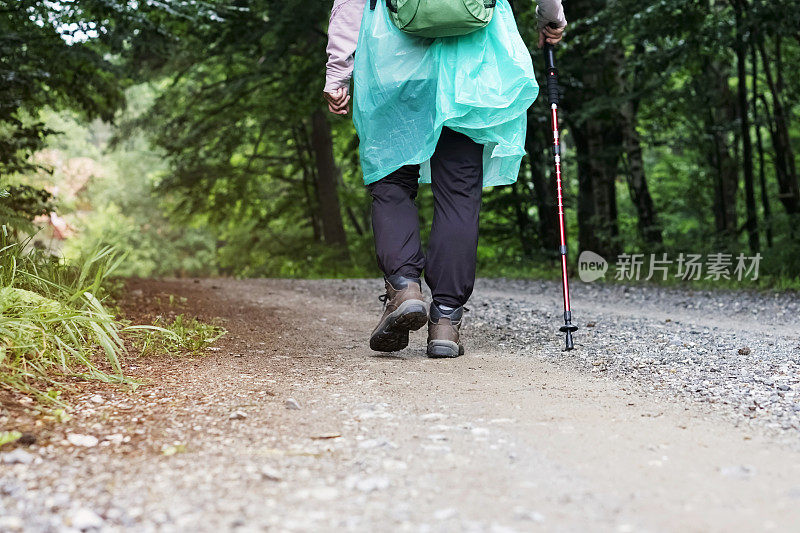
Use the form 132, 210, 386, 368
426, 340, 465, 358
369, 299, 428, 352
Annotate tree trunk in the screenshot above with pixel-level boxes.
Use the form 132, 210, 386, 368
573, 127, 596, 255
573, 121, 621, 258
293, 125, 322, 242
511, 180, 533, 257
758, 39, 800, 215
751, 37, 772, 247
733, 0, 759, 252
593, 127, 621, 258
560, 0, 621, 259
621, 114, 661, 248
310, 109, 348, 248
706, 60, 739, 243
525, 110, 560, 253
616, 41, 662, 248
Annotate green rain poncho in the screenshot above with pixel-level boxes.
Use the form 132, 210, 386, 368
352, 0, 539, 187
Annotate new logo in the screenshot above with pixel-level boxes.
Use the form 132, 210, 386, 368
578, 250, 607, 282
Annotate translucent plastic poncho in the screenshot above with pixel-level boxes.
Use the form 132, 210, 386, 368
352, 0, 539, 187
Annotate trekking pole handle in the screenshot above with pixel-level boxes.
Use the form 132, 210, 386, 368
543, 42, 559, 106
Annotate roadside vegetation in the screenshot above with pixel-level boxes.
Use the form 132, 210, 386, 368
132, 314, 225, 358
0, 229, 126, 399
0, 225, 225, 404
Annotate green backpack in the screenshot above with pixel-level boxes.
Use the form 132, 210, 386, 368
369, 0, 497, 38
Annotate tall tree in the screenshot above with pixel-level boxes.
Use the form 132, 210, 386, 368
617, 45, 662, 248
758, 39, 800, 216
705, 58, 740, 243
751, 33, 773, 247
524, 111, 560, 253
120, 0, 358, 269
0, 0, 126, 177
732, 0, 759, 252
311, 109, 348, 248
559, 0, 623, 257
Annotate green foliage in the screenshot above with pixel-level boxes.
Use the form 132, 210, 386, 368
0, 224, 228, 402
65, 202, 218, 278
0, 184, 55, 236
129, 314, 225, 357
30, 103, 220, 278
0, 185, 54, 220
110, 0, 370, 275
0, 227, 132, 399
0, 0, 131, 178
2, 0, 799, 288
0, 430, 22, 447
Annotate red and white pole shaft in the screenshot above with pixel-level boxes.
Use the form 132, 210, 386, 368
551, 104, 571, 314
544, 42, 578, 351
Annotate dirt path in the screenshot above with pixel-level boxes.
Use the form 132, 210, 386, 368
3, 278, 800, 532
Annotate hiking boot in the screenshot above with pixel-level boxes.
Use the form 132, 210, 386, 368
369, 274, 428, 352
426, 303, 465, 358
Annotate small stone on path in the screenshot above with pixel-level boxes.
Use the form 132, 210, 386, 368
359, 476, 390, 492
357, 438, 397, 450
104, 434, 124, 445
67, 434, 99, 447
1, 449, 34, 465
720, 464, 756, 479
433, 508, 457, 520
0, 516, 23, 531
514, 509, 546, 522
285, 398, 301, 410
310, 433, 341, 440
17, 433, 36, 446
260, 466, 282, 481
67, 507, 104, 530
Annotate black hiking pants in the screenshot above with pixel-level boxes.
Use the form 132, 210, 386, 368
367, 127, 483, 308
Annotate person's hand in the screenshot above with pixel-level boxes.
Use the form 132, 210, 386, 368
538, 23, 565, 49
324, 86, 351, 115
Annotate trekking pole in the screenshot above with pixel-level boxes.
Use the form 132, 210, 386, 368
544, 41, 578, 351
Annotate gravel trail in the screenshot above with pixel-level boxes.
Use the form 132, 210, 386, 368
470, 279, 800, 433
2, 277, 800, 532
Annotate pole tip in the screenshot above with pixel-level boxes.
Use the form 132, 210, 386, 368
564, 330, 574, 351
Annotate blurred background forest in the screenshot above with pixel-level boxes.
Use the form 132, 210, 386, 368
2, 0, 800, 285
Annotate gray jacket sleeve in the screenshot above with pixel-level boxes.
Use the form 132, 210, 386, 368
536, 0, 567, 30
325, 0, 366, 93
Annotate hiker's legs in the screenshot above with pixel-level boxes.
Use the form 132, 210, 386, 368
367, 164, 425, 279
425, 127, 484, 308
367, 165, 427, 352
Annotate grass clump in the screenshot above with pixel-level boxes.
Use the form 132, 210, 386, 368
1, 227, 227, 402
0, 225, 227, 403
0, 226, 134, 400
130, 314, 225, 357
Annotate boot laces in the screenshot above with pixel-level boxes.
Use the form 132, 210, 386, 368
378, 293, 389, 308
